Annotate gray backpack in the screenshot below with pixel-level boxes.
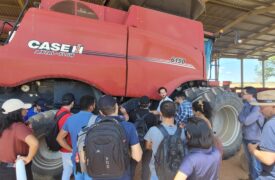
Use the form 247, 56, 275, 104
76, 115, 98, 173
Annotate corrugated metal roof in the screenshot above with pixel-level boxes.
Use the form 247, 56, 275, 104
197, 0, 275, 60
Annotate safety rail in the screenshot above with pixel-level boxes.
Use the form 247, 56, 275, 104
4, 0, 30, 44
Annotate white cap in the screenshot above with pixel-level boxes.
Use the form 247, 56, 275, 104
2, 99, 32, 114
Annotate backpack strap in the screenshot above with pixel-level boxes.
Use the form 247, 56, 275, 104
87, 115, 98, 128
250, 106, 264, 132
136, 114, 141, 120
136, 112, 149, 120
157, 124, 170, 138
174, 127, 182, 137
54, 111, 69, 122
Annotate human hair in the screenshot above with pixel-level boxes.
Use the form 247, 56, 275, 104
0, 109, 24, 137
160, 101, 176, 118
62, 93, 75, 106
100, 105, 116, 115
244, 86, 257, 98
186, 117, 213, 149
174, 91, 186, 99
158, 87, 167, 94
193, 100, 212, 119
98, 95, 117, 115
79, 95, 95, 111
139, 96, 150, 109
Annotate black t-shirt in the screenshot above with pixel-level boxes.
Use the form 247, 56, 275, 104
129, 108, 159, 129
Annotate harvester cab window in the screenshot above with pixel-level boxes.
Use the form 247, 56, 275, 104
77, 2, 98, 19
50, 0, 98, 19
50, 0, 75, 15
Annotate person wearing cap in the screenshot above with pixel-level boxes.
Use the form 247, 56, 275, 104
248, 90, 275, 179
56, 93, 75, 180
0, 99, 39, 180
174, 117, 221, 180
97, 95, 143, 180
57, 95, 96, 180
24, 98, 47, 121
239, 86, 264, 180
129, 96, 158, 180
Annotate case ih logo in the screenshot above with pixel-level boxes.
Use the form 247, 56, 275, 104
28, 40, 84, 58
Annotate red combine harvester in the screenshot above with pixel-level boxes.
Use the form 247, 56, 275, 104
0, 0, 242, 178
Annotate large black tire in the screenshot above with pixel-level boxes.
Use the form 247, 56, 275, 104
28, 110, 63, 179
211, 92, 243, 159
185, 87, 243, 159
0, 80, 102, 179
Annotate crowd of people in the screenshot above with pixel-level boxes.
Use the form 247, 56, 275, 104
0, 86, 275, 180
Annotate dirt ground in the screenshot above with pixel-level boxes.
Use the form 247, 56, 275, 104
220, 148, 248, 180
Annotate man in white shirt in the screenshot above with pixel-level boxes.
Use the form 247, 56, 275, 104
152, 87, 173, 116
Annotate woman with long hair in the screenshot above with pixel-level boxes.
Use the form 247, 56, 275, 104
0, 99, 39, 180
174, 117, 222, 180
192, 100, 212, 128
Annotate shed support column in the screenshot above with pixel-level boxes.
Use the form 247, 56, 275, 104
240, 58, 244, 88
262, 59, 265, 88
215, 58, 219, 81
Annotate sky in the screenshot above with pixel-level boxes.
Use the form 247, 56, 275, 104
208, 58, 275, 83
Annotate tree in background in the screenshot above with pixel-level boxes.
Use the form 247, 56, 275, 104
255, 57, 275, 81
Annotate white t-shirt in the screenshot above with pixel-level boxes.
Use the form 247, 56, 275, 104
157, 96, 173, 112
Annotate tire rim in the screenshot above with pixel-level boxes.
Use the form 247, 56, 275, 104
212, 105, 241, 147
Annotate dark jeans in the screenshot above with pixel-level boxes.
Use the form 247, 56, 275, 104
0, 161, 33, 180
131, 150, 152, 180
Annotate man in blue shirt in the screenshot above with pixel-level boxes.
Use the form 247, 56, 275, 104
239, 87, 264, 179
96, 95, 143, 180
248, 90, 275, 179
57, 95, 96, 180
24, 98, 47, 121
174, 92, 193, 125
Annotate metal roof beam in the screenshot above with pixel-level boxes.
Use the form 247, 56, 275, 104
208, 0, 250, 11
246, 43, 275, 55
251, 0, 272, 7
17, 0, 25, 9
221, 24, 275, 51
218, 5, 275, 33
254, 38, 275, 42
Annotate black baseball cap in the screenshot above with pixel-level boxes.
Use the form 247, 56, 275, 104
35, 98, 47, 110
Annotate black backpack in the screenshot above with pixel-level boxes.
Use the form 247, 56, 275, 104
84, 117, 130, 179
134, 113, 149, 149
45, 111, 69, 151
154, 125, 185, 180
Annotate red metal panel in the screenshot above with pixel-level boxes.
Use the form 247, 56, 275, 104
125, 6, 205, 54
0, 8, 127, 96
0, 4, 206, 100
127, 27, 204, 99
